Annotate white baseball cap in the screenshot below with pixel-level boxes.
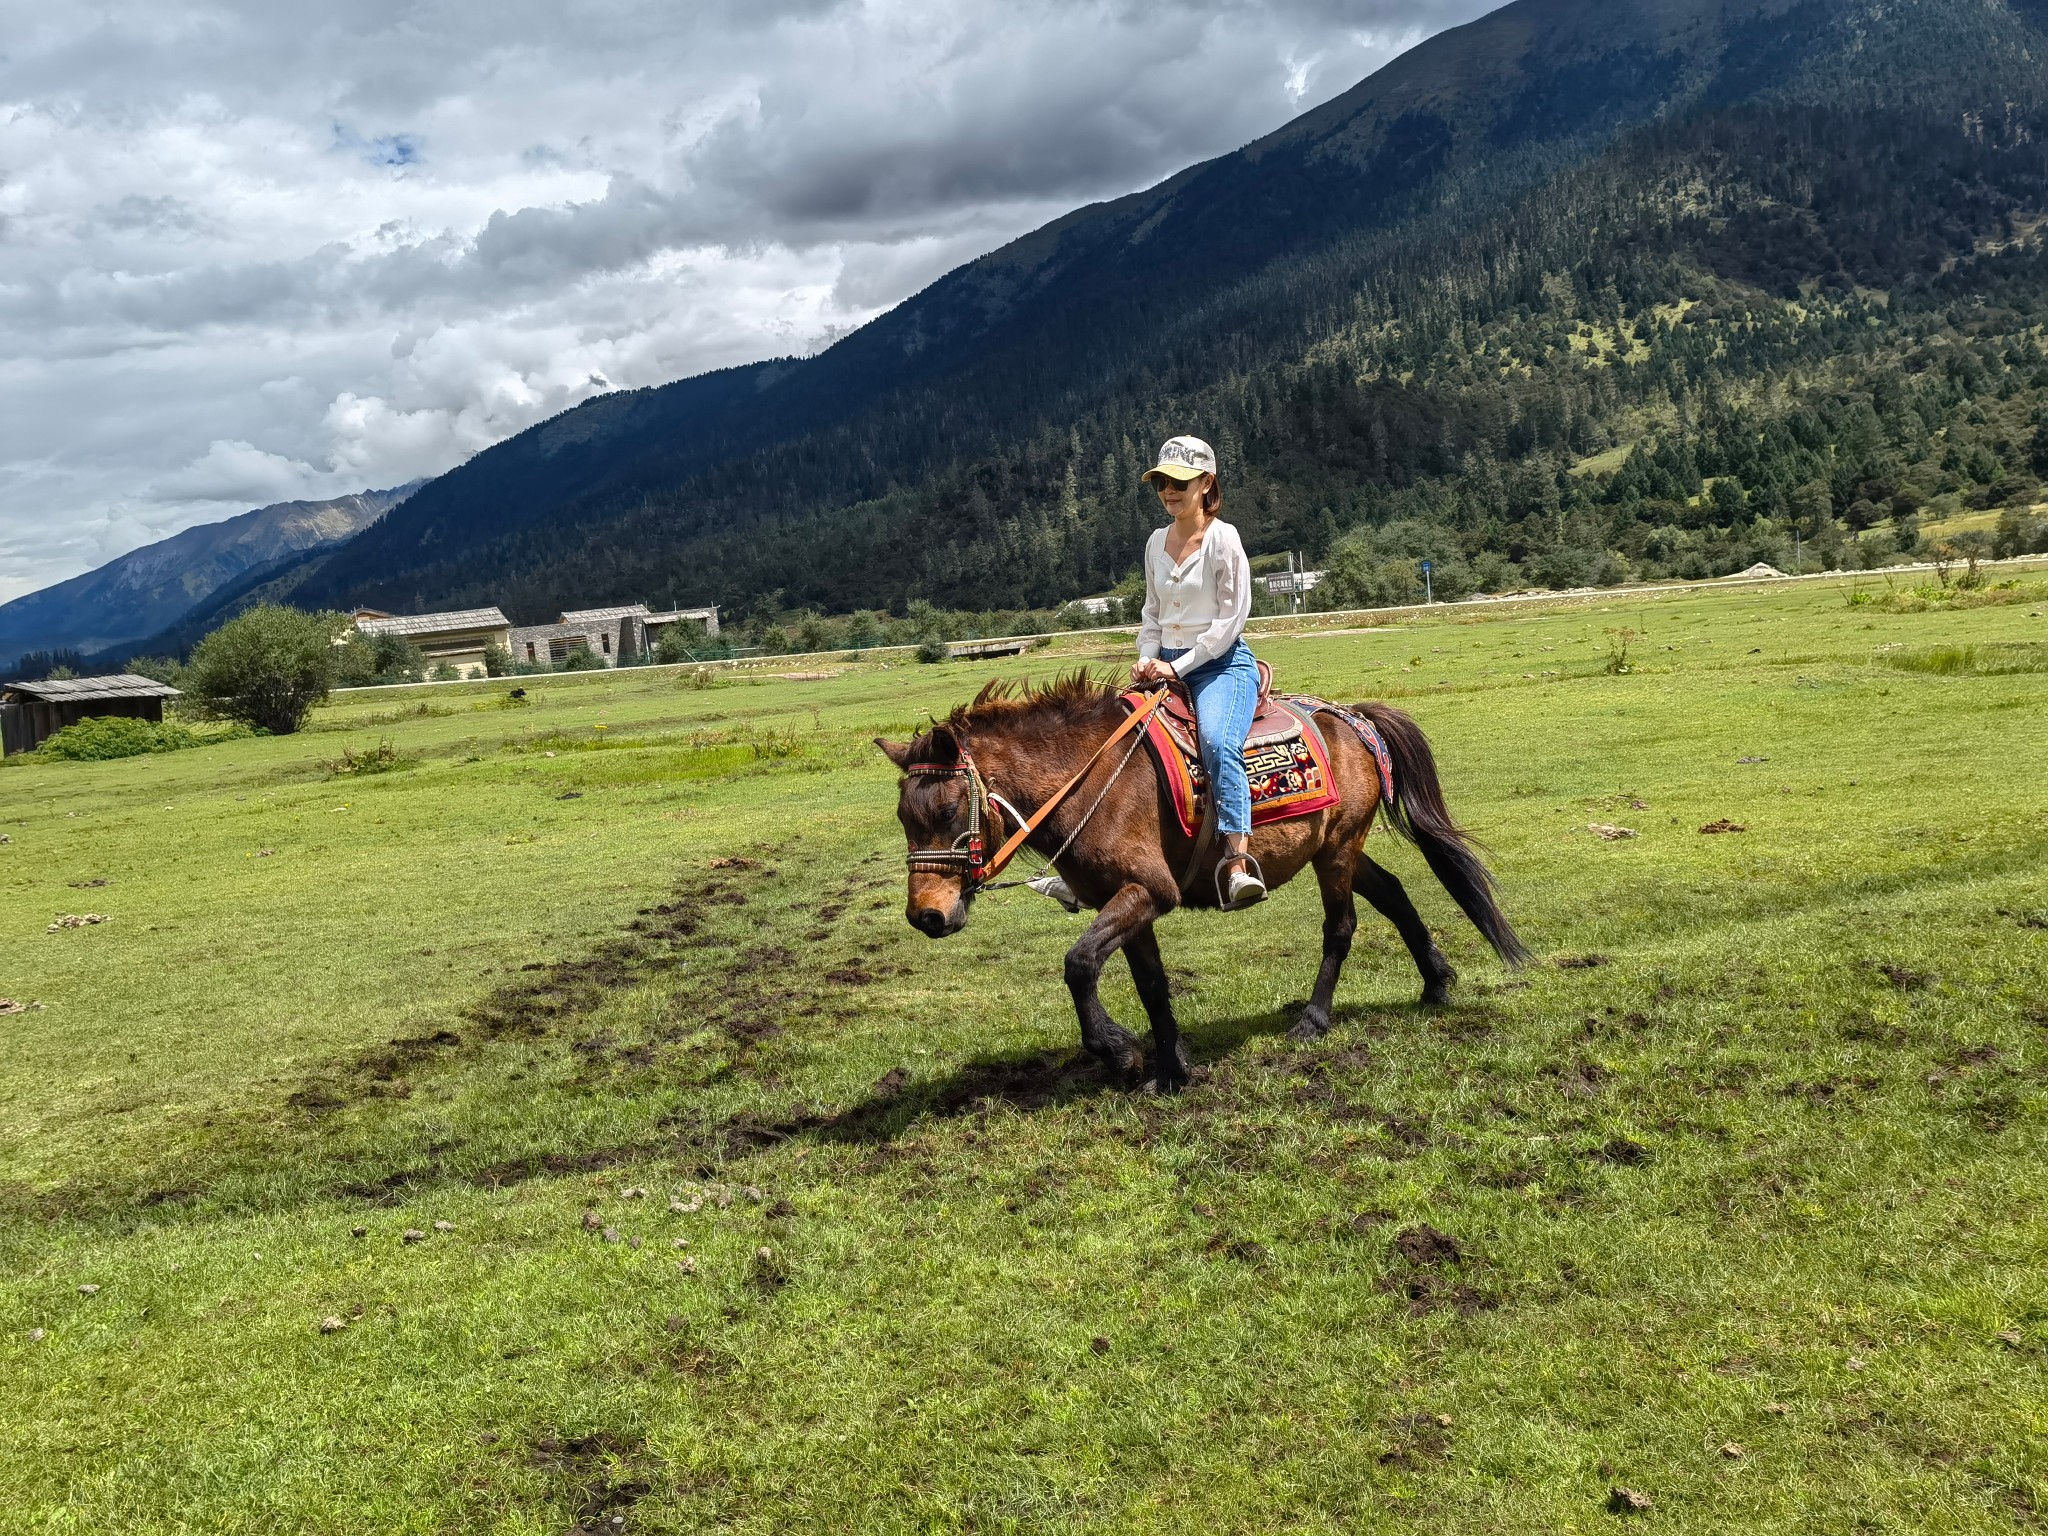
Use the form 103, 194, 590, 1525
1143, 435, 1217, 485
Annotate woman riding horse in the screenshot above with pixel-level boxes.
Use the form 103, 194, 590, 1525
1131, 435, 1266, 911
879, 434, 1529, 1086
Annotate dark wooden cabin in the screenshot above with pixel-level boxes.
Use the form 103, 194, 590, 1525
0, 675, 183, 756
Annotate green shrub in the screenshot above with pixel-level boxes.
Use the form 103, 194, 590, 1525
334, 630, 426, 688
36, 716, 202, 761
916, 638, 951, 664
561, 648, 605, 671
124, 656, 187, 690
654, 625, 731, 664
188, 604, 341, 733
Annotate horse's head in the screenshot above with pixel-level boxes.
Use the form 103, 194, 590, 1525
877, 728, 979, 938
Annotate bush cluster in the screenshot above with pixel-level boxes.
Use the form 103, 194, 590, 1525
35, 716, 207, 761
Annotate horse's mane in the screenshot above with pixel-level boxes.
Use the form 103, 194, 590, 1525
903, 670, 1122, 765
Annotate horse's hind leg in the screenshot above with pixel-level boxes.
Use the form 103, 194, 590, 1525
1122, 923, 1189, 1093
1291, 841, 1362, 1042
1064, 884, 1160, 1083
1355, 855, 1458, 1007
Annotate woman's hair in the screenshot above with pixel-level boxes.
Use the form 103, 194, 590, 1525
1200, 473, 1221, 518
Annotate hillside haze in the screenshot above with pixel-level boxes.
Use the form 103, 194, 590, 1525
258, 0, 2048, 627
1, 487, 413, 665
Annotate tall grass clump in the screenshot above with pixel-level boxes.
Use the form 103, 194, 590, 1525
325, 739, 411, 777
1880, 641, 2048, 676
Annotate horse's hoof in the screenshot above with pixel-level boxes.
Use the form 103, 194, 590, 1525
1419, 982, 1454, 1009
1288, 1010, 1331, 1043
1137, 1075, 1186, 1097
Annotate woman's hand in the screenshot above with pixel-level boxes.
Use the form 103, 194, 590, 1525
1131, 657, 1175, 686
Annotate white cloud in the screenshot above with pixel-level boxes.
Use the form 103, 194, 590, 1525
149, 438, 323, 504
0, 0, 1488, 603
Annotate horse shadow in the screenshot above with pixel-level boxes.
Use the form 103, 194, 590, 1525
731, 997, 1429, 1153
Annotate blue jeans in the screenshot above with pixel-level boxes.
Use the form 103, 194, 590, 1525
1160, 640, 1260, 836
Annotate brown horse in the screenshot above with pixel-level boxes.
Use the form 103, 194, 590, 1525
878, 674, 1527, 1092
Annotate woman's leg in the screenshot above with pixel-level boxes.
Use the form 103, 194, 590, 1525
1187, 643, 1261, 838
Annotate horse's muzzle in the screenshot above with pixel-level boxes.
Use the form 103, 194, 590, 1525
907, 898, 968, 938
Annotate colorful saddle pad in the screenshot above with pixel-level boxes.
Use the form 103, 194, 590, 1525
1122, 691, 1342, 837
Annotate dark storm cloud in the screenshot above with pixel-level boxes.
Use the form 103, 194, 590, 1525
0, 0, 1491, 601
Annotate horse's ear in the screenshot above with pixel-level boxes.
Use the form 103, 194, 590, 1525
923, 726, 960, 764
875, 737, 915, 769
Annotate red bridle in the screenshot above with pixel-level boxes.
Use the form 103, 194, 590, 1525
898, 688, 1170, 891
902, 745, 1005, 887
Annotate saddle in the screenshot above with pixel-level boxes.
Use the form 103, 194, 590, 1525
1120, 660, 1342, 840
1149, 659, 1302, 763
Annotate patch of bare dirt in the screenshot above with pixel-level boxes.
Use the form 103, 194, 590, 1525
1393, 1224, 1462, 1267
1549, 1060, 1611, 1100
1377, 1413, 1453, 1468
1378, 1224, 1502, 1316
528, 1432, 660, 1535
1779, 1077, 1880, 1106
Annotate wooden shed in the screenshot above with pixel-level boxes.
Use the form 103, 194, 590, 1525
0, 675, 183, 756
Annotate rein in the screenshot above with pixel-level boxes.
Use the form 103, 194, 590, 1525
904, 687, 1170, 890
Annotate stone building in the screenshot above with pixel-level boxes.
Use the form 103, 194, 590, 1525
354, 608, 512, 678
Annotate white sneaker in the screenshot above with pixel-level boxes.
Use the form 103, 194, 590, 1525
1220, 862, 1267, 911
1027, 874, 1082, 913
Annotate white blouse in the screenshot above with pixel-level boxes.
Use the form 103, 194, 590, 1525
1136, 519, 1252, 676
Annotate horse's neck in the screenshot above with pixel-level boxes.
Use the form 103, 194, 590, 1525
976, 712, 1110, 813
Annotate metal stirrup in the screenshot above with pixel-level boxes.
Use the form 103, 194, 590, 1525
1215, 851, 1267, 911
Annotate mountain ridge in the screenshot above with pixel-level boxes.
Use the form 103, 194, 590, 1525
0, 486, 415, 664
106, 0, 2048, 640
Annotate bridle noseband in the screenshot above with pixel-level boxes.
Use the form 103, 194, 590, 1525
903, 745, 1004, 888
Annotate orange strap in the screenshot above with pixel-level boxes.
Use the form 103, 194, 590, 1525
980, 687, 1170, 883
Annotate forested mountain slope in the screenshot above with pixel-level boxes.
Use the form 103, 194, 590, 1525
1, 486, 411, 666
277, 0, 2048, 627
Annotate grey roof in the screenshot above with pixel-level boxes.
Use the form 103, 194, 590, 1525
356, 607, 509, 638
3, 674, 181, 702
644, 606, 719, 621
558, 604, 650, 624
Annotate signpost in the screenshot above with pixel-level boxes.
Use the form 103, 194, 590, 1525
1421, 558, 1434, 604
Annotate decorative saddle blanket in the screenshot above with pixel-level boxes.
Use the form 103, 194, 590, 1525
1118, 684, 1398, 839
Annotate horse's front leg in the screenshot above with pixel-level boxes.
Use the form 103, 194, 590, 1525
1121, 922, 1189, 1093
1064, 883, 1162, 1084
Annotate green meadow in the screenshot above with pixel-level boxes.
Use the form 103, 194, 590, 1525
2, 572, 2045, 1533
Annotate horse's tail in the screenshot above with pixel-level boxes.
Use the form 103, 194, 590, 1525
1353, 702, 1530, 967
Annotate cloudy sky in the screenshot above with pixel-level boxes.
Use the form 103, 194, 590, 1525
0, 0, 1489, 602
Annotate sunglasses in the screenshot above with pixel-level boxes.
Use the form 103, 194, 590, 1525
1151, 473, 1200, 491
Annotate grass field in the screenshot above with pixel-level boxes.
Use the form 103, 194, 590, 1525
2, 573, 2045, 1533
